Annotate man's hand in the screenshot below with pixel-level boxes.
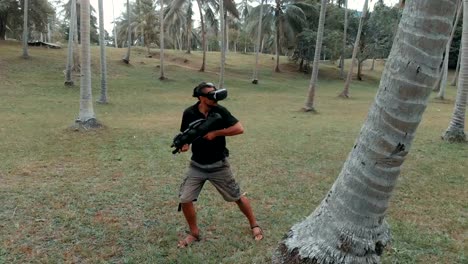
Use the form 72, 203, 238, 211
180, 144, 190, 152
203, 131, 218, 140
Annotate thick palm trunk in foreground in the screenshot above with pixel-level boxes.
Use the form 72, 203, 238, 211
273, 1, 457, 263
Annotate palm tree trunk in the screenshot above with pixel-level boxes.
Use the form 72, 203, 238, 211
47, 22, 51, 43
65, 0, 77, 86
252, 0, 264, 84
196, 0, 206, 72
97, 0, 108, 103
303, 0, 327, 112
73, 9, 80, 72
122, 0, 131, 64
112, 0, 118, 48
186, 14, 192, 54
225, 10, 229, 55
22, 0, 29, 58
451, 47, 461, 86
159, 0, 166, 80
370, 57, 375, 71
219, 0, 226, 88
443, 0, 468, 142
76, 0, 99, 129
437, 0, 463, 99
340, 0, 348, 79
340, 0, 368, 98
273, 1, 458, 262
274, 0, 281, 72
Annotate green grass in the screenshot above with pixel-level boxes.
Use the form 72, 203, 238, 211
0, 40, 466, 263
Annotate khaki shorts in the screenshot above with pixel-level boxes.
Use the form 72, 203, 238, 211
179, 159, 241, 203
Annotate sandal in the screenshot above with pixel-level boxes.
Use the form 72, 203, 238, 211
177, 233, 200, 248
251, 225, 264, 241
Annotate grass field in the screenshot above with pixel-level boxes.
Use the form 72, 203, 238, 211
0, 41, 466, 263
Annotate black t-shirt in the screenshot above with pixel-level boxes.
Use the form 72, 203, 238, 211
180, 102, 239, 164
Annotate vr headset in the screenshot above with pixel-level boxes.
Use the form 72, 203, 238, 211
192, 82, 228, 101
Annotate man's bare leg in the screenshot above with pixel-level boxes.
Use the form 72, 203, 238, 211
235, 196, 263, 240
178, 202, 200, 247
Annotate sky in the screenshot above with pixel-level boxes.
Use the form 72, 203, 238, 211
88, 0, 401, 34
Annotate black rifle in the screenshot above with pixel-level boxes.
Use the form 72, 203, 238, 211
171, 112, 222, 154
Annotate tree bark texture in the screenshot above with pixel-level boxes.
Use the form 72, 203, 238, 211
273, 1, 458, 263
77, 0, 98, 127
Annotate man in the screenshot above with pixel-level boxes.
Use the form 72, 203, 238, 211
177, 82, 263, 248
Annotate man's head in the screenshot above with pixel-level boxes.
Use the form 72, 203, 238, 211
192, 82, 228, 104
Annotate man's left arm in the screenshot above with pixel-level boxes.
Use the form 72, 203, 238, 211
203, 121, 244, 140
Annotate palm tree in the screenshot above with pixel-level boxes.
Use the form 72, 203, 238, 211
340, 0, 368, 98
112, 0, 118, 48
443, 0, 468, 142
65, 0, 77, 86
436, 0, 462, 99
122, 0, 131, 64
339, 0, 348, 79
22, 0, 29, 58
252, 0, 264, 84
159, 0, 166, 80
219, 0, 225, 87
196, 0, 207, 71
303, 0, 327, 112
97, 0, 108, 103
270, 1, 308, 72
273, 0, 458, 262
451, 48, 461, 86
76, 0, 100, 129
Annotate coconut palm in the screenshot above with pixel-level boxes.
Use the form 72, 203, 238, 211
437, 0, 462, 100
22, 0, 29, 58
340, 0, 368, 98
443, 0, 468, 142
167, 0, 206, 70
303, 0, 327, 112
97, 0, 108, 103
451, 48, 461, 86
252, 0, 264, 84
219, 0, 225, 87
65, 0, 77, 86
339, 0, 348, 79
166, 0, 194, 53
273, 0, 458, 262
76, 0, 100, 129
247, 0, 308, 72
159, 0, 166, 80
122, 0, 131, 64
